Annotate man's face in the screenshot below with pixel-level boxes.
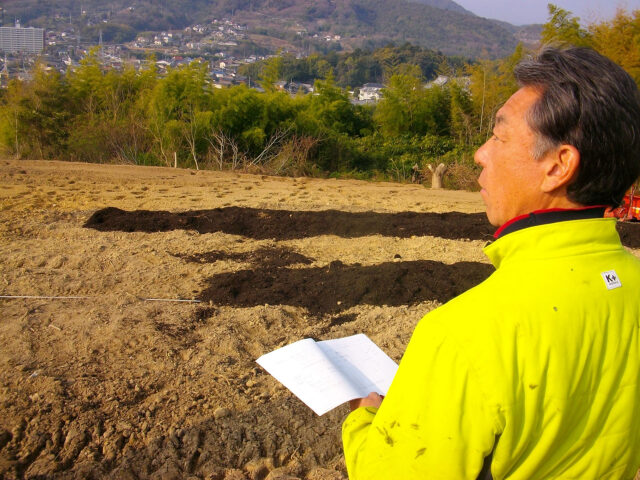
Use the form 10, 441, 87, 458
474, 87, 549, 227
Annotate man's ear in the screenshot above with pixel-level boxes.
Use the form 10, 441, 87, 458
541, 144, 580, 193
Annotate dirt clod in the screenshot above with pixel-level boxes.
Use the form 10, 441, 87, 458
214, 408, 231, 420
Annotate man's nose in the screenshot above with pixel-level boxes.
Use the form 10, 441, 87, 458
474, 143, 486, 167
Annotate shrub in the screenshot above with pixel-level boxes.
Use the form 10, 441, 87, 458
443, 162, 481, 191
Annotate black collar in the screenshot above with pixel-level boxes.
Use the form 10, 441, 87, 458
494, 206, 607, 240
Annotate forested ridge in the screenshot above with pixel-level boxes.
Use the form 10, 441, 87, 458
2, 0, 521, 58
1, 6, 638, 187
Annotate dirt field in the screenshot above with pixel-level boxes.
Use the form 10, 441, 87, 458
1, 159, 638, 480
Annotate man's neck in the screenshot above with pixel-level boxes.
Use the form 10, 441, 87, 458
494, 206, 607, 239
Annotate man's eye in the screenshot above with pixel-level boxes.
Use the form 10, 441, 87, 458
492, 134, 500, 141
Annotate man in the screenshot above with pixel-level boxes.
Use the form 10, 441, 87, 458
342, 47, 640, 479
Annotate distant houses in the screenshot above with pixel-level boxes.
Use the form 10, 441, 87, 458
0, 16, 472, 100
270, 80, 314, 94
358, 83, 385, 102
424, 74, 471, 90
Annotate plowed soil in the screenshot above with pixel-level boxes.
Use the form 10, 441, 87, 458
1, 159, 638, 480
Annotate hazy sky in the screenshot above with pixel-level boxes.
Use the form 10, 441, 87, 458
454, 0, 640, 25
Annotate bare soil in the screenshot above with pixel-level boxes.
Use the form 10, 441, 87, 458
1, 159, 638, 480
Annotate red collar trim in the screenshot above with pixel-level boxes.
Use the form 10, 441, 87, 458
493, 206, 607, 239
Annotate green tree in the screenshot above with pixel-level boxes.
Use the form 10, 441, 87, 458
375, 72, 448, 138
0, 78, 28, 157
306, 72, 365, 136
66, 47, 105, 120
211, 86, 264, 134
374, 73, 423, 137
449, 82, 473, 144
145, 62, 211, 166
0, 63, 69, 158
260, 55, 283, 92
64, 52, 159, 164
590, 9, 640, 86
541, 4, 592, 47
467, 44, 523, 141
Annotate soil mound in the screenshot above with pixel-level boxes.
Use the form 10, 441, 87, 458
190, 253, 493, 316
85, 206, 495, 241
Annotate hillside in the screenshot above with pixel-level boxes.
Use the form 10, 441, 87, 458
408, 0, 474, 14
1, 0, 531, 58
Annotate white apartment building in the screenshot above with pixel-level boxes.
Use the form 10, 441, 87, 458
0, 22, 45, 54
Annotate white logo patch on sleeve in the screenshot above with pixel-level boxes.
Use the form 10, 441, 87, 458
601, 270, 622, 290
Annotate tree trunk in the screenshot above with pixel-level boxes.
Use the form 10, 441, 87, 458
427, 163, 447, 189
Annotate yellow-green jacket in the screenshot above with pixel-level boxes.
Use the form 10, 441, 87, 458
343, 217, 640, 479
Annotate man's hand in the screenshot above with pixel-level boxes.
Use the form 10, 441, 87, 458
349, 392, 383, 411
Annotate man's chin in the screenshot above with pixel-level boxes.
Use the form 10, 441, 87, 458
480, 195, 498, 226
484, 210, 502, 228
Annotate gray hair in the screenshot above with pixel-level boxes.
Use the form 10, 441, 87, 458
514, 47, 640, 206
